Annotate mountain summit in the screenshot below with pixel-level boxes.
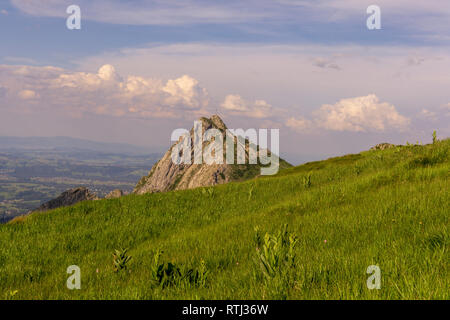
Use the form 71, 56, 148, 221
133, 115, 291, 194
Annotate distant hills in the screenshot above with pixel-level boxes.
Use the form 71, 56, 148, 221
0, 136, 154, 155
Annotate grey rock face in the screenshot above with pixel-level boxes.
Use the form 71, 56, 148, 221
134, 115, 233, 194
133, 115, 286, 194
34, 187, 98, 212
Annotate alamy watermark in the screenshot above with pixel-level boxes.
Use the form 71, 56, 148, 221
170, 121, 280, 175
366, 5, 381, 30
366, 265, 381, 289
66, 265, 81, 290
66, 5, 81, 30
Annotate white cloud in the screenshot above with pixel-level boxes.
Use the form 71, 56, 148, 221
0, 51, 446, 137
0, 64, 209, 119
163, 75, 209, 110
221, 94, 273, 118
77, 43, 450, 120
315, 94, 410, 132
221, 94, 248, 111
285, 116, 314, 132
97, 64, 121, 82
286, 94, 410, 132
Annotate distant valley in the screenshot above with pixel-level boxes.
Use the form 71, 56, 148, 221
0, 136, 161, 222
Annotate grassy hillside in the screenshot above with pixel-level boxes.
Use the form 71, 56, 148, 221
0, 139, 448, 300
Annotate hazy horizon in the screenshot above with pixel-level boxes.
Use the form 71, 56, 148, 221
0, 133, 334, 165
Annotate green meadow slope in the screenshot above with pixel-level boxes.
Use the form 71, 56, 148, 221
0, 140, 448, 300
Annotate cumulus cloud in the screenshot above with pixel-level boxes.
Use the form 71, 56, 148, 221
286, 94, 410, 132
221, 94, 273, 118
0, 64, 209, 119
0, 61, 434, 135
315, 94, 410, 132
163, 75, 209, 110
285, 116, 314, 132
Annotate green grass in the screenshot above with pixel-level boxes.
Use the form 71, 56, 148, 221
0, 140, 448, 300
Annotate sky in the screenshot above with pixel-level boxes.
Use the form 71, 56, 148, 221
0, 0, 449, 164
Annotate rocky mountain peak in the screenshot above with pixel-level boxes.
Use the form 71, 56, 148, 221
133, 115, 291, 194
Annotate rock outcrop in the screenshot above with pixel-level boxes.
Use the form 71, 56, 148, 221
134, 115, 291, 194
105, 189, 124, 199
33, 187, 98, 212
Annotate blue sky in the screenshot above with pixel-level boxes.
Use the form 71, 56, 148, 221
0, 0, 449, 163
1, 0, 448, 67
